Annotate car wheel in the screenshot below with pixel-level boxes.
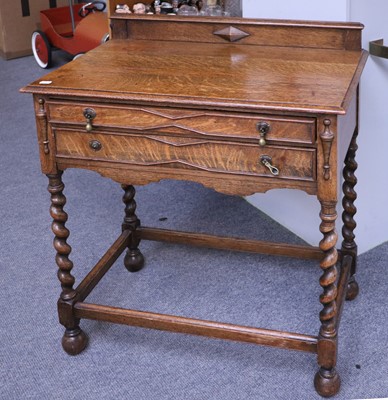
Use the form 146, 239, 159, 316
31, 31, 52, 69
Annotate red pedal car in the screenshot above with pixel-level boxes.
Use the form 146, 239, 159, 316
32, 1, 109, 68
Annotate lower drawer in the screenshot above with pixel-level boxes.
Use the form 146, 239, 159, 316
55, 130, 316, 181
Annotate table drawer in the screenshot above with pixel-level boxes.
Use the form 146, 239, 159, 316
55, 130, 316, 181
48, 102, 316, 145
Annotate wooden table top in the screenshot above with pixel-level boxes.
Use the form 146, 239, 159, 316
23, 36, 367, 115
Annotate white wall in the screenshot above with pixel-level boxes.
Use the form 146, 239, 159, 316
242, 0, 388, 254
243, 0, 349, 21
347, 0, 388, 252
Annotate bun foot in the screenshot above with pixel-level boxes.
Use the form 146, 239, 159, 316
314, 368, 341, 397
62, 327, 88, 355
346, 278, 359, 301
124, 249, 145, 272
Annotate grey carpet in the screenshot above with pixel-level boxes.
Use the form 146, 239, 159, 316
1, 51, 387, 400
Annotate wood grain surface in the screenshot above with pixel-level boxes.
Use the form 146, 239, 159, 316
23, 39, 367, 114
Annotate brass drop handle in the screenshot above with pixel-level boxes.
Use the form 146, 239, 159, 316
89, 139, 102, 151
369, 39, 388, 59
260, 155, 279, 176
257, 121, 270, 146
83, 108, 96, 132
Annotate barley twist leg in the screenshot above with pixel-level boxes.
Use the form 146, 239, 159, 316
47, 172, 87, 355
341, 132, 359, 301
122, 184, 144, 272
314, 201, 340, 397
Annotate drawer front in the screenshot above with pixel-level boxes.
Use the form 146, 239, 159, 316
55, 130, 316, 181
48, 102, 316, 145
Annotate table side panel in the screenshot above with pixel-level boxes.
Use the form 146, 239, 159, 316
338, 95, 357, 166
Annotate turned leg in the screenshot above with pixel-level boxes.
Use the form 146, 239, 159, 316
47, 172, 88, 355
122, 184, 144, 272
341, 131, 359, 301
314, 201, 340, 397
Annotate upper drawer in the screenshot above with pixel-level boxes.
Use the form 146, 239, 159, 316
47, 101, 316, 145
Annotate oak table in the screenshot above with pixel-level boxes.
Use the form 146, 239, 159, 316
21, 14, 368, 397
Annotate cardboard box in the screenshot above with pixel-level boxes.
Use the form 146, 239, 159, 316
0, 0, 69, 59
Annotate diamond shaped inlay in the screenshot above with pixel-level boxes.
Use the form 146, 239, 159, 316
213, 26, 250, 42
